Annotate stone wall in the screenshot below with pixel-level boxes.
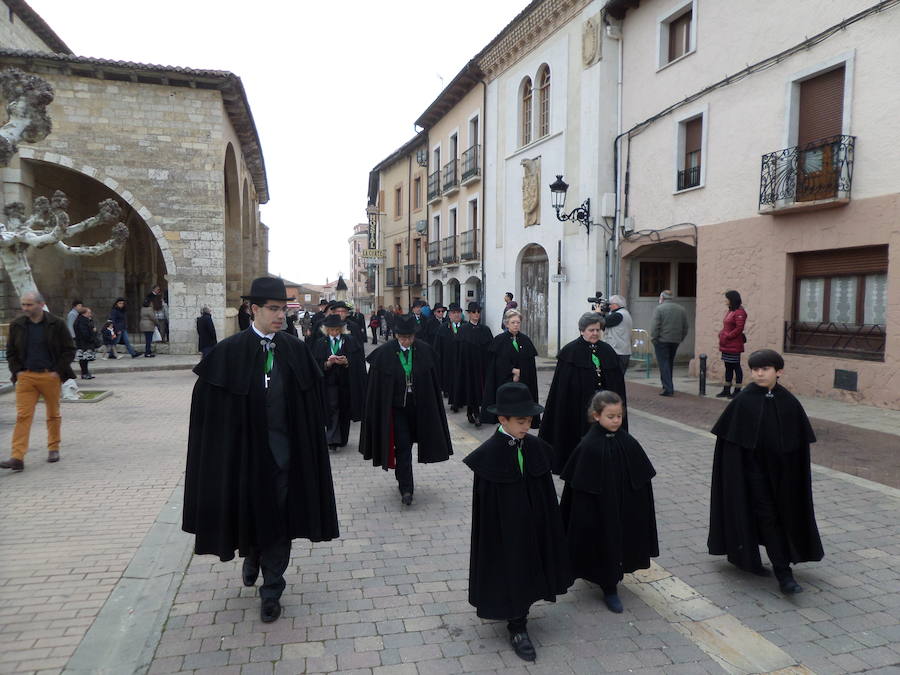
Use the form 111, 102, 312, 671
0, 7, 56, 53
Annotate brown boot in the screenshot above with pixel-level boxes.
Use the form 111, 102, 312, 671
0, 458, 24, 471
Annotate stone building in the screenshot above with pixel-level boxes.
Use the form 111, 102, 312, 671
0, 0, 268, 354
348, 222, 373, 316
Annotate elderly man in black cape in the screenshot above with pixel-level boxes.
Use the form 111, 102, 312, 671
312, 313, 367, 451
708, 349, 823, 594
183, 277, 339, 623
539, 311, 627, 474
463, 382, 572, 663
480, 308, 540, 427
360, 314, 453, 506
426, 303, 447, 347
434, 302, 463, 402
451, 302, 493, 426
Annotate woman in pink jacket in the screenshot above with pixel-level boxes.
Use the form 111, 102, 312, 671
716, 290, 747, 399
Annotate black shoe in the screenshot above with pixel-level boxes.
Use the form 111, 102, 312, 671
47, 450, 60, 463
144, 353, 156, 358
451, 406, 459, 413
467, 413, 476, 424
0, 458, 24, 471
603, 592, 624, 613
108, 354, 117, 359
660, 390, 674, 397
728, 386, 742, 399
401, 493, 413, 506
242, 557, 259, 586
81, 374, 95, 380
260, 597, 281, 623
509, 631, 536, 662
131, 353, 142, 358
715, 386, 731, 398
775, 568, 803, 594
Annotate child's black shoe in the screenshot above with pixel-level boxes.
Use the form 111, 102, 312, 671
603, 592, 624, 613
775, 567, 803, 594
509, 631, 536, 661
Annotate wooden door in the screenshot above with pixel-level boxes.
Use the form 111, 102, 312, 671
520, 244, 549, 355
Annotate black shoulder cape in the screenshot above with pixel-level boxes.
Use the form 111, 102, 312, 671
463, 432, 572, 619
183, 328, 339, 561
311, 332, 368, 421
450, 322, 493, 408
359, 339, 453, 469
708, 383, 823, 571
480, 331, 540, 427
538, 337, 627, 473
560, 425, 658, 588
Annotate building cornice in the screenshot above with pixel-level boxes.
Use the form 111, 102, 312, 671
414, 61, 483, 130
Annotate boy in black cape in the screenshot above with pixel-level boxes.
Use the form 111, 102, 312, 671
708, 349, 824, 594
451, 302, 493, 426
539, 312, 627, 473
183, 278, 339, 624
480, 309, 540, 428
311, 313, 367, 451
360, 314, 453, 506
463, 382, 572, 663
560, 390, 657, 613
434, 302, 463, 400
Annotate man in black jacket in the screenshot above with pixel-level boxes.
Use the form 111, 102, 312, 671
196, 306, 217, 358
2, 291, 76, 471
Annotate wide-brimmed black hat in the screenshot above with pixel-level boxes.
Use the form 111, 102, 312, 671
242, 277, 294, 302
486, 382, 544, 417
331, 301, 349, 310
467, 301, 482, 313
322, 314, 346, 328
394, 314, 418, 336
433, 303, 447, 311
448, 302, 462, 312
412, 299, 426, 308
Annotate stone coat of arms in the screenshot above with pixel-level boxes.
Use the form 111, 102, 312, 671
521, 157, 540, 227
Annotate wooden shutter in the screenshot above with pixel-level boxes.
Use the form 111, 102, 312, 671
798, 67, 844, 146
668, 11, 691, 62
794, 246, 887, 277
684, 117, 702, 166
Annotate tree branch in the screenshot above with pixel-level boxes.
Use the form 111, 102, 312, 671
64, 198, 121, 237
0, 69, 54, 167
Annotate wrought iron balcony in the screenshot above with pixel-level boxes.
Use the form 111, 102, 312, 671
442, 159, 459, 194
441, 235, 457, 264
677, 165, 701, 191
784, 320, 885, 361
404, 264, 421, 286
461, 144, 480, 183
386, 267, 402, 288
459, 229, 478, 261
427, 240, 441, 268
427, 170, 441, 202
759, 135, 855, 213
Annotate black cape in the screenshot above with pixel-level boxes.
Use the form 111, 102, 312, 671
463, 432, 573, 620
450, 322, 493, 408
539, 337, 628, 473
433, 322, 463, 397
312, 332, 368, 444
560, 425, 658, 588
182, 328, 339, 561
480, 331, 541, 427
708, 383, 824, 571
359, 339, 453, 469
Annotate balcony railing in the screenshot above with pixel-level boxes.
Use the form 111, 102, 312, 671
461, 144, 480, 183
404, 264, 421, 286
427, 170, 441, 202
441, 159, 459, 194
784, 320, 885, 362
759, 135, 855, 212
677, 165, 701, 191
386, 267, 402, 288
459, 229, 478, 261
441, 235, 457, 264
427, 240, 440, 267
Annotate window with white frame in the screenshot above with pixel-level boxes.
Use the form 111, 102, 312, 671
519, 77, 533, 147
674, 106, 707, 192
537, 64, 550, 138
658, 0, 696, 68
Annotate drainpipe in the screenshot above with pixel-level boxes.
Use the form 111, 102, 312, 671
610, 18, 624, 293
407, 153, 413, 309
479, 79, 487, 310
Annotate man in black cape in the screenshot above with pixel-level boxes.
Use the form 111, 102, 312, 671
480, 312, 540, 427
309, 298, 329, 337
708, 349, 823, 594
426, 303, 448, 347
359, 314, 453, 506
409, 300, 435, 343
451, 302, 493, 426
183, 277, 339, 623
330, 301, 366, 346
539, 312, 627, 473
433, 302, 463, 401
311, 314, 367, 451
463, 382, 572, 663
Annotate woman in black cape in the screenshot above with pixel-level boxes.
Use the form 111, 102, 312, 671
480, 309, 540, 427
539, 312, 627, 474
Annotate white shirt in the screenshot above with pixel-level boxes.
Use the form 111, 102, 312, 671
251, 325, 275, 340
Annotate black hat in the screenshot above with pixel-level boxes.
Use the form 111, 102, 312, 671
322, 314, 346, 328
331, 301, 349, 310
448, 302, 462, 312
412, 299, 426, 308
433, 303, 447, 311
467, 301, 482, 313
318, 298, 328, 306
486, 382, 544, 417
242, 277, 294, 302
394, 314, 418, 336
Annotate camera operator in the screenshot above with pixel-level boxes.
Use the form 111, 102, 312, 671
601, 295, 633, 373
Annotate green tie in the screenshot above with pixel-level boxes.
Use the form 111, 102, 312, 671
591, 352, 600, 370
452, 323, 458, 334
498, 425, 524, 475
398, 348, 412, 380
330, 338, 341, 355
512, 336, 519, 352
264, 347, 274, 374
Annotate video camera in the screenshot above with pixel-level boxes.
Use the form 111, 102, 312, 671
587, 291, 610, 314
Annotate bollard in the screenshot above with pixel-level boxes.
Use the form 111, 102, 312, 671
699, 353, 707, 396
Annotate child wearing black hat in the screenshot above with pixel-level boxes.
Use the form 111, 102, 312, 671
560, 390, 658, 613
708, 349, 823, 593
463, 382, 572, 663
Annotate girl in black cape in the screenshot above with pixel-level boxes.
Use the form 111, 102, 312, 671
480, 309, 540, 427
463, 382, 572, 663
311, 314, 368, 451
451, 302, 493, 425
708, 349, 823, 594
539, 312, 627, 473
560, 390, 657, 614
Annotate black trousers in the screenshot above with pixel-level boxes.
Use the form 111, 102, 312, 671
393, 404, 417, 495
325, 382, 345, 446
370, 326, 378, 344
247, 440, 291, 599
507, 613, 528, 634
744, 451, 790, 569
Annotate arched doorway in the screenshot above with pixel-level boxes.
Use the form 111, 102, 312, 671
431, 279, 443, 305
447, 278, 461, 308
463, 275, 482, 307
519, 244, 549, 355
224, 144, 242, 310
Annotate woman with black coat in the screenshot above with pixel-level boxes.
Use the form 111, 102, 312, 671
73, 307, 98, 379
480, 309, 540, 427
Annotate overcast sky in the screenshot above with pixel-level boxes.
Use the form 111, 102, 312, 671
28, 0, 530, 285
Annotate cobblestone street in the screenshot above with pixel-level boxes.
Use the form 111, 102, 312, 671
1, 358, 899, 674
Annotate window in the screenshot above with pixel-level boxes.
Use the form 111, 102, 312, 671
394, 187, 402, 218
796, 66, 845, 202
668, 10, 691, 61
469, 115, 479, 147
639, 261, 670, 297
448, 206, 457, 236
431, 214, 440, 241
658, 1, 696, 68
675, 106, 706, 192
537, 65, 550, 138
520, 77, 533, 146
413, 177, 422, 210
450, 132, 458, 160
468, 198, 478, 232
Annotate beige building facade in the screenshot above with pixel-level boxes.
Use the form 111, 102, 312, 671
348, 222, 373, 316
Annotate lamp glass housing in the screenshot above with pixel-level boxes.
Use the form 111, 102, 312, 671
549, 174, 569, 211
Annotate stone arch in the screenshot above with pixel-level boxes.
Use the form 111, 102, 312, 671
241, 177, 254, 285
446, 277, 461, 308
224, 143, 242, 308
462, 275, 482, 306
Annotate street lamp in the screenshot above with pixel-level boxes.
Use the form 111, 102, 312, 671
549, 174, 592, 235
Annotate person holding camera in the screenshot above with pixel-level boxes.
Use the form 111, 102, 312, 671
602, 295, 633, 373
